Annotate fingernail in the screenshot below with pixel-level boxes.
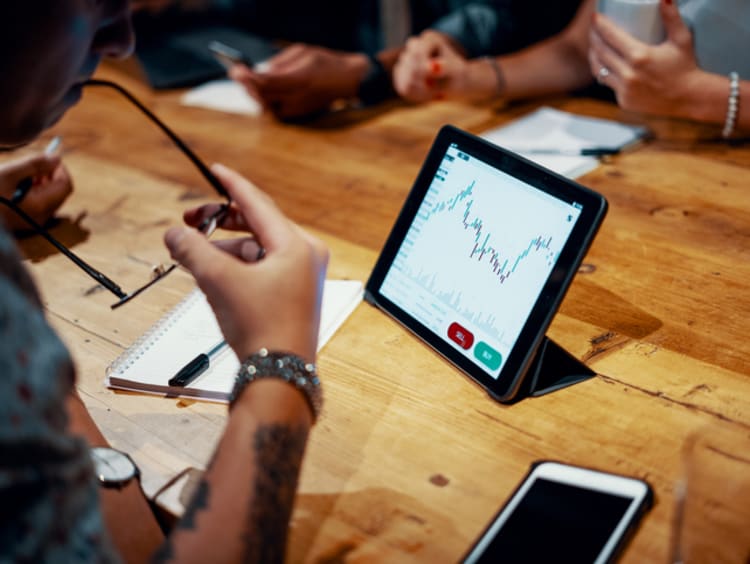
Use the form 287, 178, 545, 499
430, 59, 442, 75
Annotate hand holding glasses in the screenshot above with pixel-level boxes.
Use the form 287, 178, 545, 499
0, 79, 237, 309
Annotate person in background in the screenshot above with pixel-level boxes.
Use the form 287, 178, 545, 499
0, 1, 328, 562
133, 0, 582, 119
394, 0, 749, 137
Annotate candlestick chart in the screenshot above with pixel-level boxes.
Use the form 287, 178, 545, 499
380, 146, 581, 377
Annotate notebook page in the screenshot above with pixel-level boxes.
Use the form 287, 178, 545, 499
107, 279, 363, 400
481, 107, 648, 179
182, 279, 364, 395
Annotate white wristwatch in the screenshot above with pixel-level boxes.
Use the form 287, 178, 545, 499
90, 446, 140, 489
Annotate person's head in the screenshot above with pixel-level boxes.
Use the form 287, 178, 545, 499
0, 1, 134, 148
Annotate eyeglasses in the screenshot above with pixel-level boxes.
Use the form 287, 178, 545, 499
0, 79, 231, 309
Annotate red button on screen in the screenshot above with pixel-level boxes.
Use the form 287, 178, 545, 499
448, 322, 474, 350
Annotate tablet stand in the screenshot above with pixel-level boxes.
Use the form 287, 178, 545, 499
508, 337, 595, 403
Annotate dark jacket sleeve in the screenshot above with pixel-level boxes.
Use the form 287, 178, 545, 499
429, 0, 583, 58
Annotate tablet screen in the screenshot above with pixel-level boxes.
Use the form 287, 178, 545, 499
379, 143, 583, 379
366, 125, 607, 402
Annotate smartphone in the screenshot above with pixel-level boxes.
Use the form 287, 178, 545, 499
208, 40, 254, 70
462, 461, 653, 564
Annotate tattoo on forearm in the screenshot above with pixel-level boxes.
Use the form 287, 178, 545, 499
151, 480, 211, 563
243, 423, 307, 563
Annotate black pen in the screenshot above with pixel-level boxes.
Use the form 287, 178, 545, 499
169, 340, 228, 387
12, 136, 62, 204
513, 147, 621, 157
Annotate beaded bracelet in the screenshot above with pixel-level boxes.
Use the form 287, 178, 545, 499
230, 348, 323, 422
722, 72, 740, 139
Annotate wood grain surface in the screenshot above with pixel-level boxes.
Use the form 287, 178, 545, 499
9, 61, 749, 562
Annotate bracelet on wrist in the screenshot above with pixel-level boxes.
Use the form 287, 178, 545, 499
484, 56, 506, 98
230, 348, 323, 422
722, 71, 740, 139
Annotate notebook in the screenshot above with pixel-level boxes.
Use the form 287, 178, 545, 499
481, 107, 649, 179
106, 279, 363, 401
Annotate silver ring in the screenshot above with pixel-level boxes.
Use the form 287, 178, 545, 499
597, 66, 611, 83
256, 246, 266, 261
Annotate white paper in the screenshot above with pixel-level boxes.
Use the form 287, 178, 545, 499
181, 79, 263, 116
481, 107, 647, 179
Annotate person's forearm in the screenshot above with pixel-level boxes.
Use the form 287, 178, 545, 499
679, 71, 749, 133
498, 36, 593, 101
497, 0, 594, 102
152, 379, 312, 563
65, 393, 165, 561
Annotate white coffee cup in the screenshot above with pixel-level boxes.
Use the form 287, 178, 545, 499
597, 0, 666, 44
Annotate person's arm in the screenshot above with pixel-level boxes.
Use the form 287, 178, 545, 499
149, 163, 328, 562
589, 0, 749, 133
393, 0, 595, 104
490, 0, 595, 101
65, 393, 166, 562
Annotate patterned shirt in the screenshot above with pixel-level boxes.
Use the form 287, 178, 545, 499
0, 227, 118, 563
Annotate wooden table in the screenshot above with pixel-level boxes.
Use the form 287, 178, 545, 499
13, 61, 750, 562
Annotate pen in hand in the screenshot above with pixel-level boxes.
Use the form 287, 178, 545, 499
169, 340, 228, 387
12, 136, 63, 204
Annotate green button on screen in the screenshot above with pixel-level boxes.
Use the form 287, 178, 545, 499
474, 342, 502, 371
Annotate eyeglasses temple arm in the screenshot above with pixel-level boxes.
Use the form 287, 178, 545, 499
84, 79, 229, 200
0, 197, 126, 299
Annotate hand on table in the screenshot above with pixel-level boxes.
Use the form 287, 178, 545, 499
0, 152, 73, 232
589, 0, 706, 118
393, 30, 497, 103
229, 44, 370, 119
164, 164, 329, 363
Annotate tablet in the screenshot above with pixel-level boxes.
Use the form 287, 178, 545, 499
364, 125, 608, 402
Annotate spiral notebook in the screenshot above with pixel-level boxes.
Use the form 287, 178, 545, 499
106, 279, 363, 401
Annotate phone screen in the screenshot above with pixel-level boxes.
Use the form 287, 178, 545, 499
463, 463, 652, 564
472, 478, 632, 562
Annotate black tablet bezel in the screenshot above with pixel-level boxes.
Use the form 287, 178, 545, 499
364, 125, 608, 402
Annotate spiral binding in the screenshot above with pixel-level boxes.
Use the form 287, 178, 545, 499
106, 288, 201, 376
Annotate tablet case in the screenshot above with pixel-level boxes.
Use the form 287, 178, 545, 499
504, 337, 595, 404
364, 125, 607, 404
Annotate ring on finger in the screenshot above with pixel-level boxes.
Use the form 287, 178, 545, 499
597, 66, 611, 83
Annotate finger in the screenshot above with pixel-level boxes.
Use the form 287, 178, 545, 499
0, 154, 61, 189
209, 163, 293, 251
211, 237, 265, 262
264, 44, 307, 71
29, 164, 74, 217
183, 203, 250, 232
660, 0, 691, 45
592, 13, 648, 62
589, 28, 628, 83
164, 226, 234, 284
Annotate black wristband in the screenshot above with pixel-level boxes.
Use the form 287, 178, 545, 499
357, 53, 394, 106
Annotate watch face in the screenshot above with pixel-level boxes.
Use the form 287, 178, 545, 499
91, 446, 138, 486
